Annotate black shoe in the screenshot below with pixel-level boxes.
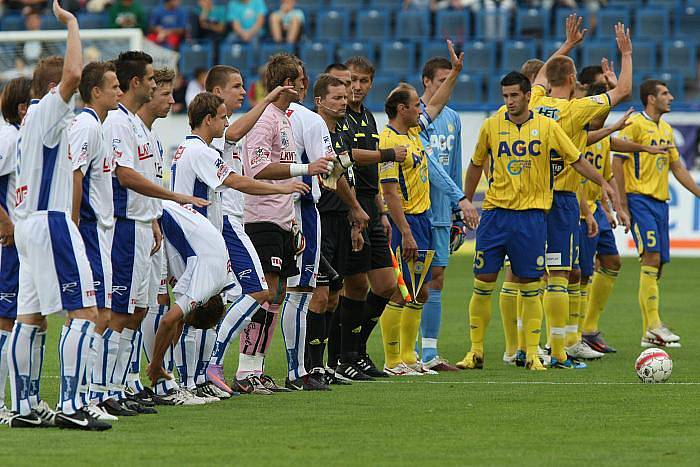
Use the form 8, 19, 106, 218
99, 398, 138, 417
324, 367, 352, 386
308, 367, 326, 385
125, 388, 156, 407
259, 374, 292, 393
119, 398, 158, 414
140, 387, 175, 406
55, 408, 112, 431
336, 362, 374, 381
8, 411, 52, 428
356, 355, 388, 378
285, 375, 331, 391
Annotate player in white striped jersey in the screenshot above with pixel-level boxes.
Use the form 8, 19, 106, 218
0, 77, 32, 425
102, 51, 208, 417
8, 1, 111, 431
69, 61, 122, 422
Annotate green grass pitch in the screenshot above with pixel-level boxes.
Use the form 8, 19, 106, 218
3, 255, 700, 465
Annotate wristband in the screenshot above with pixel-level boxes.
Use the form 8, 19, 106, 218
289, 163, 309, 177
459, 195, 467, 202
380, 212, 389, 217
379, 148, 396, 162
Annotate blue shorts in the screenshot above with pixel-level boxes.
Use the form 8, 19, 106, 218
579, 220, 597, 278
628, 194, 670, 264
391, 212, 433, 290
546, 192, 580, 271
474, 209, 546, 279
0, 244, 19, 319
431, 225, 450, 268
594, 204, 619, 257
288, 201, 321, 288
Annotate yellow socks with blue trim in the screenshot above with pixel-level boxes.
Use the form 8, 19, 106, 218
583, 267, 619, 333
544, 276, 569, 361
566, 282, 581, 347
380, 302, 403, 369
499, 282, 519, 356
639, 265, 661, 332
468, 279, 495, 356
577, 282, 589, 341
520, 281, 543, 362
400, 302, 423, 365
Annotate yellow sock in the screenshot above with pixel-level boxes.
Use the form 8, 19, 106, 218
640, 266, 661, 333
380, 302, 403, 368
400, 302, 422, 365
540, 278, 549, 348
520, 282, 543, 361
468, 279, 496, 356
499, 282, 519, 356
578, 282, 589, 341
582, 267, 619, 333
566, 282, 581, 347
544, 276, 569, 361
516, 290, 525, 352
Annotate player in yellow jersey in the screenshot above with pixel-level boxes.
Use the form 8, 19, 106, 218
458, 72, 613, 370
613, 79, 700, 348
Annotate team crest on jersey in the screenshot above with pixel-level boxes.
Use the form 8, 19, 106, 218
656, 156, 668, 171
448, 123, 455, 133
280, 130, 289, 149
214, 158, 230, 178
531, 129, 539, 137
250, 147, 271, 168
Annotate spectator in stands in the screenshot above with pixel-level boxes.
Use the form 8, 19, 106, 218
268, 0, 304, 44
403, 0, 431, 8
21, 12, 44, 65
185, 68, 207, 106
4, 0, 46, 16
247, 64, 267, 106
193, 0, 228, 41
227, 0, 267, 44
109, 0, 147, 31
172, 73, 188, 113
148, 0, 188, 50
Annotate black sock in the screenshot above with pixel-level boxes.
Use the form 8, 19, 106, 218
340, 296, 364, 363
359, 291, 390, 355
306, 310, 326, 371
326, 305, 341, 368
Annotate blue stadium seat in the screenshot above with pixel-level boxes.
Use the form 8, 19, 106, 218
179, 42, 214, 78
379, 41, 416, 75
633, 40, 658, 73
300, 41, 335, 75
594, 7, 630, 38
337, 41, 377, 64
676, 6, 700, 39
406, 74, 422, 94
553, 9, 588, 40
487, 72, 509, 105
77, 13, 109, 29
501, 40, 537, 72
218, 41, 254, 73
434, 10, 471, 40
369, 0, 402, 7
607, 0, 637, 6
662, 40, 698, 79
463, 41, 497, 74
634, 7, 670, 39
296, 0, 326, 10
315, 9, 350, 41
637, 71, 685, 101
646, 0, 681, 9
0, 14, 25, 32
450, 73, 484, 109
259, 43, 294, 63
475, 9, 511, 40
40, 14, 63, 30
331, 0, 365, 10
514, 8, 550, 39
355, 9, 391, 41
418, 40, 449, 68
581, 40, 616, 68
365, 74, 400, 111
395, 9, 431, 40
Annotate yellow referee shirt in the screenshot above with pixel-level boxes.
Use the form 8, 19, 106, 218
472, 111, 582, 211
529, 84, 611, 192
613, 112, 680, 201
581, 136, 613, 215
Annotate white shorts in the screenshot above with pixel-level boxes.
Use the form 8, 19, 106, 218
111, 218, 152, 314
287, 201, 320, 289
16, 211, 97, 316
171, 254, 234, 316
79, 222, 114, 309
148, 246, 168, 309
222, 215, 267, 300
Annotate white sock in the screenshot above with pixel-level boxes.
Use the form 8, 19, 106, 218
0, 329, 12, 408
28, 330, 46, 408
79, 325, 96, 407
103, 329, 121, 400
195, 328, 217, 386
174, 324, 197, 389
142, 305, 167, 364
127, 329, 144, 393
110, 328, 133, 399
235, 353, 261, 379
89, 329, 107, 402
211, 295, 258, 366
58, 319, 94, 415
281, 291, 310, 380
8, 322, 38, 415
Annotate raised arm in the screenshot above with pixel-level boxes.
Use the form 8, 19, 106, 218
422, 40, 464, 121
606, 23, 633, 106
534, 14, 587, 87
54, 0, 82, 102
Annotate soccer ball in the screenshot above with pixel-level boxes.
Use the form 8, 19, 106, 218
635, 348, 673, 383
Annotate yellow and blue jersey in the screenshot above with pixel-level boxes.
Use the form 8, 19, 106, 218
471, 111, 581, 211
581, 135, 613, 216
613, 112, 680, 201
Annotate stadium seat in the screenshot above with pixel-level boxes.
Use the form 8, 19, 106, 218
581, 40, 616, 68
77, 13, 109, 29
365, 74, 400, 111
259, 43, 294, 63
300, 41, 335, 75
331, 0, 365, 10
337, 41, 377, 64
40, 14, 63, 30
487, 72, 509, 105
646, 0, 681, 8
355, 9, 391, 41
607, 0, 637, 6
379, 41, 416, 75
475, 9, 511, 40
501, 40, 537, 72
594, 7, 630, 38
514, 8, 550, 39
542, 39, 580, 64
395, 9, 431, 40
676, 6, 700, 39
0, 14, 25, 32
637, 71, 685, 101
553, 9, 588, 39
450, 73, 484, 110
296, 0, 326, 10
218, 41, 254, 73
434, 10, 471, 40
315, 9, 350, 41
632, 40, 658, 73
369, 0, 402, 7
634, 7, 670, 39
462, 41, 497, 74
179, 42, 214, 78
662, 40, 698, 79
418, 40, 449, 68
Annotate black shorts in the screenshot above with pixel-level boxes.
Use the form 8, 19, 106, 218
317, 213, 351, 291
344, 195, 393, 275
244, 222, 299, 279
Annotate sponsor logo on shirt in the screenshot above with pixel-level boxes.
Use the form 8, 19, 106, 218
280, 130, 290, 149
137, 143, 152, 161
15, 185, 28, 207
250, 147, 271, 168
281, 151, 296, 163
215, 158, 231, 179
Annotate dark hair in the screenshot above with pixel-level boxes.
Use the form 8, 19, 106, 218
385, 83, 415, 119
545, 55, 575, 87
587, 83, 608, 97
422, 57, 452, 83
324, 63, 349, 74
79, 61, 116, 103
205, 65, 241, 92
154, 67, 176, 87
265, 53, 301, 93
184, 294, 225, 329
313, 73, 346, 99
113, 50, 153, 92
345, 56, 376, 79
1, 77, 32, 125
31, 56, 63, 99
520, 59, 544, 83
578, 65, 604, 86
640, 79, 667, 106
188, 92, 224, 129
501, 71, 531, 94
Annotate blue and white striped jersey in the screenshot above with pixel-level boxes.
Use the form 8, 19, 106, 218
0, 123, 20, 221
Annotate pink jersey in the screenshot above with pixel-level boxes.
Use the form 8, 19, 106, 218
242, 104, 296, 230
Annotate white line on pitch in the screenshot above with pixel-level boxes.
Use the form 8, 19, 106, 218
358, 380, 700, 386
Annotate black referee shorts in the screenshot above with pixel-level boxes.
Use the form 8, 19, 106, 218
317, 213, 351, 291
344, 195, 393, 276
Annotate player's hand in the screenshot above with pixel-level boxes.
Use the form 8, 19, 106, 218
280, 180, 310, 195
0, 219, 14, 247
601, 58, 618, 90
348, 206, 369, 231
564, 14, 587, 48
446, 39, 464, 73
615, 22, 633, 56
175, 193, 211, 208
585, 213, 599, 238
147, 363, 171, 386
603, 204, 617, 229
616, 208, 631, 234
53, 0, 77, 24
645, 144, 673, 154
381, 213, 392, 245
392, 146, 407, 163
609, 107, 634, 132
351, 225, 364, 252
264, 85, 297, 104
458, 198, 480, 230
150, 219, 162, 256
308, 156, 334, 176
401, 231, 418, 261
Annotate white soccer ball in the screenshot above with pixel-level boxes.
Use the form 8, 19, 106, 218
635, 348, 673, 383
